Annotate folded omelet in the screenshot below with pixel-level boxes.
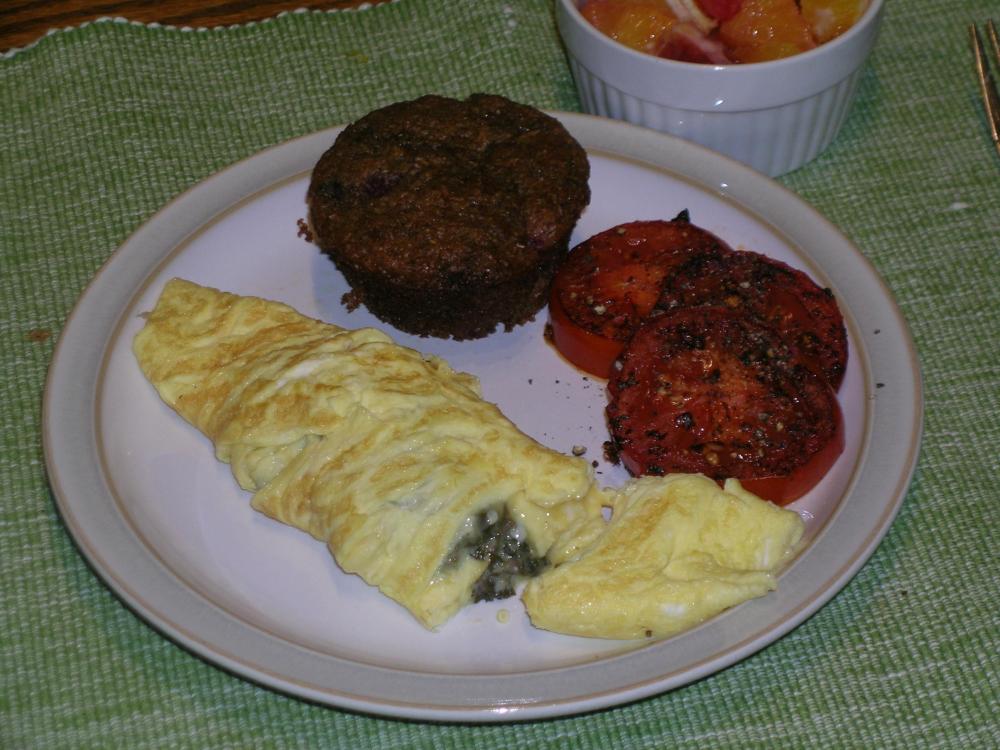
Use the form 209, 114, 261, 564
521, 474, 804, 640
133, 279, 605, 629
134, 279, 804, 637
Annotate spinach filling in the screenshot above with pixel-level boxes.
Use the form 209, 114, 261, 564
445, 506, 548, 602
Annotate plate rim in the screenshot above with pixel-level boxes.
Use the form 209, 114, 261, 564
42, 111, 923, 722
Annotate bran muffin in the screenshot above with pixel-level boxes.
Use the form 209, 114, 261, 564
307, 94, 590, 339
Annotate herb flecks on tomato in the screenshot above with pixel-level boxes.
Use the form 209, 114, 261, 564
739, 400, 845, 504
548, 215, 735, 379
606, 307, 840, 493
547, 284, 625, 378
548, 213, 848, 504
655, 246, 848, 389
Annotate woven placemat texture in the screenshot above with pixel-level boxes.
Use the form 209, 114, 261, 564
2, 0, 998, 747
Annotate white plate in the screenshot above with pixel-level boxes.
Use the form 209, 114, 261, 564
43, 113, 922, 722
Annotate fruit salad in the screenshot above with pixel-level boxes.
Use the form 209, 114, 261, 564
579, 0, 869, 64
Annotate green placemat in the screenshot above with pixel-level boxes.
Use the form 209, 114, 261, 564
2, 1, 998, 747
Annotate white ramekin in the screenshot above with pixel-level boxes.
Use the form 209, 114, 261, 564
556, 0, 883, 176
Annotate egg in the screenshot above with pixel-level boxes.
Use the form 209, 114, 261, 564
133, 279, 803, 637
521, 474, 804, 640
133, 279, 605, 629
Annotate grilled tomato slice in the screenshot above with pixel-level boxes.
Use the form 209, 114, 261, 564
606, 306, 841, 502
737, 404, 845, 504
655, 247, 848, 389
548, 214, 735, 378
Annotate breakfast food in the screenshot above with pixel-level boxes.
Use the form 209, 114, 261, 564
307, 94, 591, 340
522, 474, 804, 639
133, 279, 605, 629
548, 212, 734, 378
655, 240, 848, 389
133, 279, 805, 637
547, 215, 847, 503
606, 307, 843, 502
580, 0, 869, 64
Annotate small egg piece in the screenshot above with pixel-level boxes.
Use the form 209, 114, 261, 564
521, 474, 804, 640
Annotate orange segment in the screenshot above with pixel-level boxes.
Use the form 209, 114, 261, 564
581, 0, 679, 55
718, 0, 817, 63
800, 0, 868, 44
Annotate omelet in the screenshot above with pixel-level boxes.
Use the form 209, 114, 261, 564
133, 279, 804, 638
521, 475, 805, 640
133, 279, 605, 629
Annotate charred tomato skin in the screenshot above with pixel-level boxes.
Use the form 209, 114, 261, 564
656, 247, 848, 389
738, 400, 845, 505
548, 283, 626, 378
549, 215, 735, 377
606, 306, 840, 487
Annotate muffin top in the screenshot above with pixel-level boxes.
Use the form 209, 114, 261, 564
307, 94, 590, 290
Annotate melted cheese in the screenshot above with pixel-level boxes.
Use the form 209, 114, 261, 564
133, 279, 604, 629
521, 475, 804, 640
